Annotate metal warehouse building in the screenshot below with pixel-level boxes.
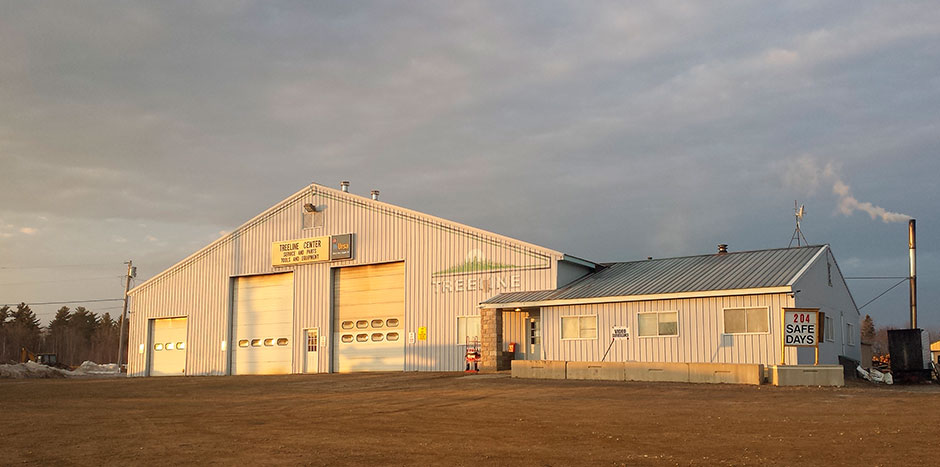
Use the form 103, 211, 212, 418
127, 182, 860, 377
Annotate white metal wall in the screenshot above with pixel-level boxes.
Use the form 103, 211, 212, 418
127, 184, 562, 376
793, 247, 861, 363
541, 292, 797, 366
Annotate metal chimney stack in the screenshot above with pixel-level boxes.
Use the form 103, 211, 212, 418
340, 181, 350, 192
371, 189, 380, 201
909, 219, 917, 329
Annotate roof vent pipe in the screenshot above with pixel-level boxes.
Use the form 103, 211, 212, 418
340, 181, 350, 192
717, 244, 728, 255
371, 189, 380, 201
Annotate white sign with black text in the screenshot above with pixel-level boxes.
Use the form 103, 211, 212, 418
783, 309, 819, 347
611, 326, 630, 339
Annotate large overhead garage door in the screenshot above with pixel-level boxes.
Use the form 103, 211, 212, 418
149, 317, 187, 377
333, 262, 404, 372
232, 272, 293, 375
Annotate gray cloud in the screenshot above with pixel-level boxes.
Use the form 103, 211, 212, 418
1, 1, 939, 329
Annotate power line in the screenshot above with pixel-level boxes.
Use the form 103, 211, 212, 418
1, 298, 124, 307
0, 276, 123, 286
845, 276, 908, 280
857, 278, 909, 310
0, 263, 121, 270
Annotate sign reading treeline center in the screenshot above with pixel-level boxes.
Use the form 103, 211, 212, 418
271, 234, 353, 266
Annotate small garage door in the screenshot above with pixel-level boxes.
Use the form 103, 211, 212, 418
149, 317, 187, 377
333, 262, 404, 372
232, 272, 293, 375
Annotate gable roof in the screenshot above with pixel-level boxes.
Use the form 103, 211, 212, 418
482, 245, 827, 307
130, 183, 576, 295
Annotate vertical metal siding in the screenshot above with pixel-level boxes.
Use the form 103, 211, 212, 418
792, 248, 861, 364
127, 185, 561, 376
541, 292, 795, 366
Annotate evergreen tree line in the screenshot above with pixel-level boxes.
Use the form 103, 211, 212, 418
0, 303, 128, 366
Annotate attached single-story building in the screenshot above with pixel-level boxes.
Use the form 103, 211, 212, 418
126, 181, 860, 376
482, 244, 861, 367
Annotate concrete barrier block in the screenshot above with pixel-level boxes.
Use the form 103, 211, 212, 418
566, 361, 625, 381
511, 360, 566, 380
623, 362, 689, 383
770, 365, 844, 387
688, 363, 764, 385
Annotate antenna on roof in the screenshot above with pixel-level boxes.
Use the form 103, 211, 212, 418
788, 200, 808, 247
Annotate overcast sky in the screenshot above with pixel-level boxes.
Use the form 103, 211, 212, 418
2, 1, 938, 331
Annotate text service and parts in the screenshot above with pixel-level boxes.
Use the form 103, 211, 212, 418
271, 234, 352, 266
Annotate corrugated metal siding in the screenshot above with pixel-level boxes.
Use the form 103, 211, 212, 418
127, 184, 561, 376
541, 293, 797, 365
484, 246, 824, 305
793, 248, 861, 364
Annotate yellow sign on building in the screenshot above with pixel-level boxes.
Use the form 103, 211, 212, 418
271, 236, 330, 266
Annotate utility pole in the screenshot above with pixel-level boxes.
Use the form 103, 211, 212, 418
116, 260, 134, 368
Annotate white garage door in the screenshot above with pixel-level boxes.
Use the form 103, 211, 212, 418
149, 317, 187, 377
333, 262, 404, 372
232, 272, 293, 375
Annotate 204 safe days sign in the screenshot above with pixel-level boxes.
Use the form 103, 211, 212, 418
783, 308, 819, 347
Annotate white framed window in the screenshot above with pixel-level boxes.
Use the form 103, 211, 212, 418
846, 323, 855, 346
722, 307, 769, 335
302, 210, 323, 229
561, 315, 598, 340
456, 316, 481, 345
637, 311, 678, 337
825, 315, 834, 342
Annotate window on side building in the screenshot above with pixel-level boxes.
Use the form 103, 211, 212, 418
561, 315, 597, 340
825, 316, 834, 341
722, 307, 769, 335
456, 316, 481, 346
846, 323, 855, 346
638, 311, 679, 337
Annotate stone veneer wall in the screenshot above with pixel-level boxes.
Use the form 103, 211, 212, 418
480, 308, 513, 371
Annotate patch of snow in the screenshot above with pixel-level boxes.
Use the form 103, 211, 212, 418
0, 362, 69, 379
0, 361, 122, 379
73, 361, 120, 375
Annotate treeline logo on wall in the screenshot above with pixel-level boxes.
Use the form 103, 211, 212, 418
271, 233, 354, 266
432, 250, 529, 294
432, 274, 521, 294
432, 249, 547, 276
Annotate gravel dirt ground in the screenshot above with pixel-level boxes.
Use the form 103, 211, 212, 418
2, 372, 938, 466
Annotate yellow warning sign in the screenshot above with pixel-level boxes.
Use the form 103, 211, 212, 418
417, 326, 427, 341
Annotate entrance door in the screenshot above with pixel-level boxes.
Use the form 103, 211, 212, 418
526, 315, 541, 360
305, 328, 319, 374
